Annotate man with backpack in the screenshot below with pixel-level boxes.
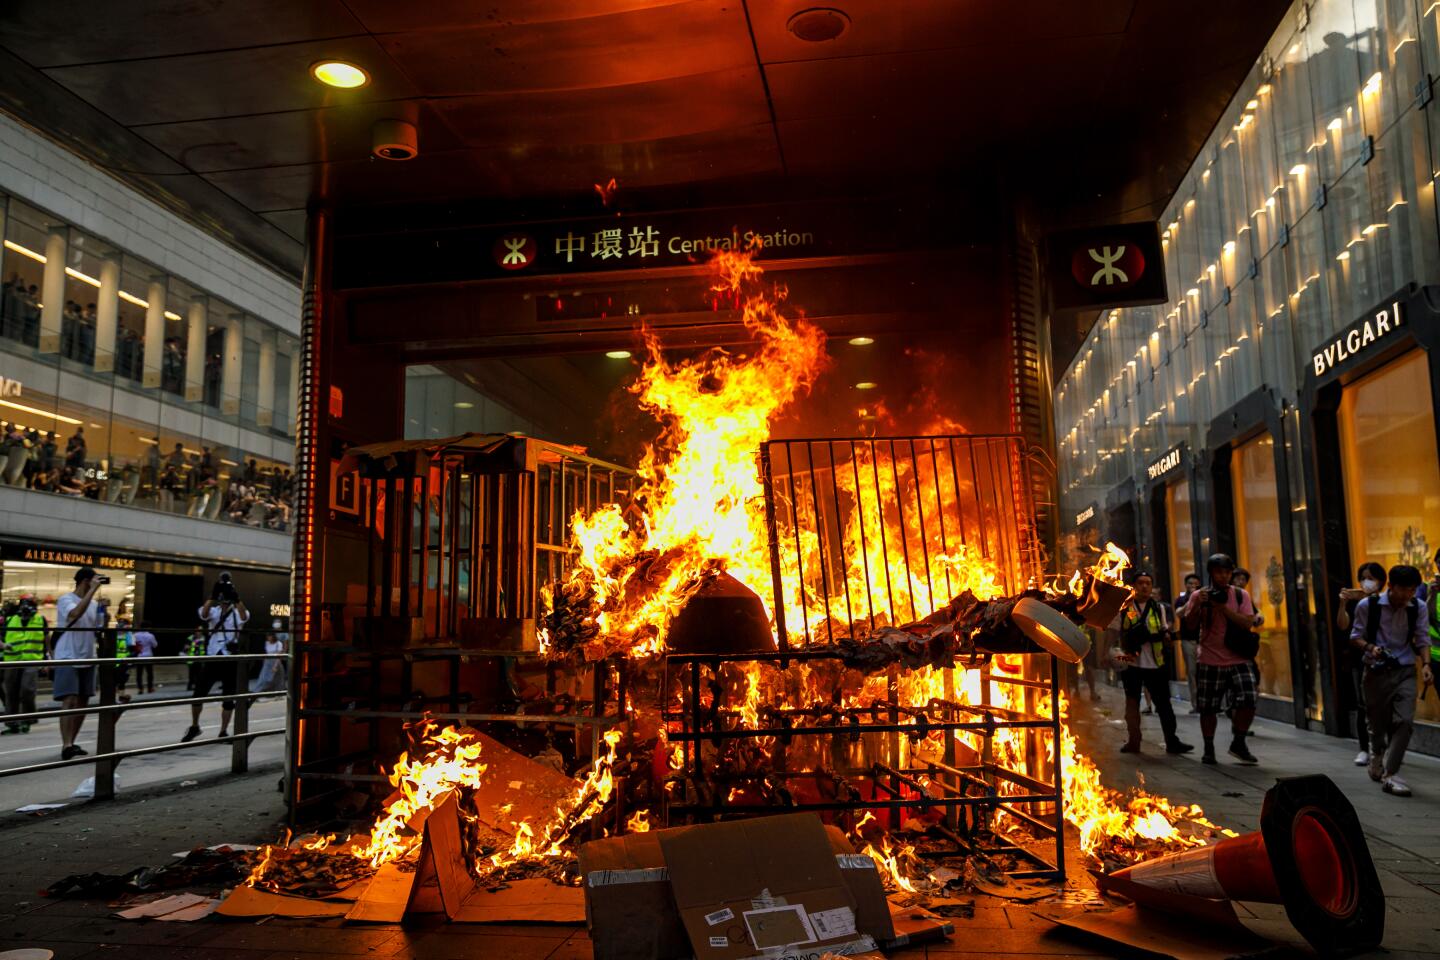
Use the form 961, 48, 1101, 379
1113, 572, 1193, 756
1350, 564, 1432, 797
1181, 553, 1261, 766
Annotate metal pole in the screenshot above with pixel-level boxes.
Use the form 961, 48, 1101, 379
94, 628, 118, 801
232, 655, 250, 774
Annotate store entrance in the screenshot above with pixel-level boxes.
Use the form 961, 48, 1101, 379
1334, 349, 1440, 731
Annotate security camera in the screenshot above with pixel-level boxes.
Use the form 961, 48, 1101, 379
372, 119, 418, 161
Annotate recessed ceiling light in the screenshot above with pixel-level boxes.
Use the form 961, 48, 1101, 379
454, 401, 474, 409
606, 350, 632, 359
854, 381, 878, 390
848, 336, 874, 346
788, 7, 850, 42
310, 60, 369, 89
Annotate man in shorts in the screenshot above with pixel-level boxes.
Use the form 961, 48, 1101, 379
53, 566, 108, 760
1181, 553, 1260, 765
182, 574, 249, 742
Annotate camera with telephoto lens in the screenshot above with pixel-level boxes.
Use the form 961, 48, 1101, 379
1206, 586, 1227, 604
212, 571, 240, 604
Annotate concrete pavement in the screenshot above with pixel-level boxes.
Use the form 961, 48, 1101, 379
0, 683, 1435, 960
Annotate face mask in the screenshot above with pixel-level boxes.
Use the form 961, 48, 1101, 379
1361, 579, 1379, 593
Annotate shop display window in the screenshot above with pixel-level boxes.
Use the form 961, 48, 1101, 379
1338, 349, 1440, 725
1232, 434, 1292, 701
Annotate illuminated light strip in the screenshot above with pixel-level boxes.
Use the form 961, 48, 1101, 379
65, 266, 100, 286
0, 397, 83, 425
4, 239, 45, 261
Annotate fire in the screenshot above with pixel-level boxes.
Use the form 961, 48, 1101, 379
626, 809, 652, 833
551, 245, 828, 659
860, 834, 918, 894
1092, 541, 1130, 585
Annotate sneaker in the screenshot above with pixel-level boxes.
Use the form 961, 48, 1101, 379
1353, 750, 1369, 766
1201, 750, 1217, 765
61, 744, 79, 760
1, 725, 22, 736
1166, 740, 1195, 755
1120, 742, 1141, 754
1228, 740, 1259, 765
71, 744, 88, 756
1367, 756, 1383, 782
181, 725, 202, 743
1382, 776, 1411, 797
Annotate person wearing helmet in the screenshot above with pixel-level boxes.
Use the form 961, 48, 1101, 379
1181, 553, 1260, 765
2, 595, 47, 734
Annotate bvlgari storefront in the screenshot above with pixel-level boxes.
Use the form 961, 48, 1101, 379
1305, 286, 1440, 752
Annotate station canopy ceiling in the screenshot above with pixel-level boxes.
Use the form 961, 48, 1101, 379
0, 1, 1287, 278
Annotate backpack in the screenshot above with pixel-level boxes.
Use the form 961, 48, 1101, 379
1217, 587, 1261, 659
1363, 594, 1418, 654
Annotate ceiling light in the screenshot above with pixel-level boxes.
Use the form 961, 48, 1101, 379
848, 336, 874, 346
310, 60, 369, 89
0, 398, 82, 425
1245, 99, 1259, 110
605, 350, 632, 359
1327, 117, 1343, 131
787, 7, 850, 42
453, 401, 474, 409
1290, 164, 1307, 175
854, 381, 878, 390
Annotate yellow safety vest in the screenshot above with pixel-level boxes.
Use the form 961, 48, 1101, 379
4, 614, 46, 661
1120, 601, 1168, 668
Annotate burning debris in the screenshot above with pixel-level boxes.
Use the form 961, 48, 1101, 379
225, 246, 1244, 953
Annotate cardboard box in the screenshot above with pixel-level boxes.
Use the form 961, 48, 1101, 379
580, 816, 894, 960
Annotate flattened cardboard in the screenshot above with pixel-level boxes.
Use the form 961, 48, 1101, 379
1042, 903, 1271, 960
464, 730, 578, 833
346, 862, 415, 923
659, 813, 864, 960
215, 884, 352, 918
451, 878, 585, 923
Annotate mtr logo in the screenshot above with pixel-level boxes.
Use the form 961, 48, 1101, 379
1047, 221, 1167, 311
1071, 242, 1145, 290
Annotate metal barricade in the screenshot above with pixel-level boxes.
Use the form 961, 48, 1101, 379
0, 626, 286, 800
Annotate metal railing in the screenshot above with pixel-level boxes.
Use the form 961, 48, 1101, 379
0, 626, 286, 800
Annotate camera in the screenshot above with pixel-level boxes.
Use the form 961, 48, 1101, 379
97, 575, 111, 585
212, 571, 240, 604
1206, 586, 1227, 603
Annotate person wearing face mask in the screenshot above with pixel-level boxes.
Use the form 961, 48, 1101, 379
1349, 564, 1433, 797
1337, 562, 1386, 767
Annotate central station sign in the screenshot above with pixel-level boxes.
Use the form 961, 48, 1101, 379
331, 197, 975, 288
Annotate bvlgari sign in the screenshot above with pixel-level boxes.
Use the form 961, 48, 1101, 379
1311, 295, 1405, 378
1146, 444, 1184, 482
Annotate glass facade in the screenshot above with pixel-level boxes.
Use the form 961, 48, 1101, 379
0, 192, 298, 531
1055, 0, 1440, 738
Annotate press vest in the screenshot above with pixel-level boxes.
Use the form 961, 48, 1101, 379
1120, 600, 1168, 668
4, 614, 45, 661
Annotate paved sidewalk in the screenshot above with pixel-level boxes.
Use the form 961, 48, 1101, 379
0, 686, 1436, 960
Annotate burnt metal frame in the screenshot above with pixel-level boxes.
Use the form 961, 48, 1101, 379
759, 434, 1043, 649
662, 649, 1066, 881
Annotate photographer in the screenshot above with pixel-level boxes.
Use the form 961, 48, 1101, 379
53, 566, 109, 760
1113, 572, 1193, 756
181, 572, 248, 743
1350, 564, 1432, 798
1181, 553, 1260, 766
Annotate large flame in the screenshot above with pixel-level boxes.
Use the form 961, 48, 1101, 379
551, 246, 828, 659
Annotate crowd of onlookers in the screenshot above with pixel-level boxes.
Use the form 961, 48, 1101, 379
1, 423, 293, 531
2, 275, 224, 404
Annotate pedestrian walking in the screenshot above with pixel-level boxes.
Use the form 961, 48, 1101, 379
130, 621, 157, 693
1113, 572, 1193, 755
53, 566, 108, 760
182, 573, 249, 742
253, 620, 288, 692
2, 595, 46, 734
1181, 553, 1261, 765
1350, 564, 1432, 797
1337, 562, 1386, 767
1174, 572, 1203, 713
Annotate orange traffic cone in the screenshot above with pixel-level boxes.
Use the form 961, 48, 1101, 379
1097, 775, 1382, 957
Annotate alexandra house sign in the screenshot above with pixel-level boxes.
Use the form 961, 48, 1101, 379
1046, 221, 1168, 311
1311, 292, 1405, 378
1146, 444, 1185, 482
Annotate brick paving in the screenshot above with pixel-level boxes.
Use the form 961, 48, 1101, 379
1, 683, 1437, 960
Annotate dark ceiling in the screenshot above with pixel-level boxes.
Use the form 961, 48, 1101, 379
0, 1, 1288, 280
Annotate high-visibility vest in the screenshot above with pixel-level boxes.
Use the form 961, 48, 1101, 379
3, 614, 46, 661
116, 632, 131, 659
1119, 600, 1168, 668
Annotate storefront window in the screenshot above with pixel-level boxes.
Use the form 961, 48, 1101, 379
1338, 349, 1440, 726
1165, 478, 1195, 602
1232, 434, 1292, 701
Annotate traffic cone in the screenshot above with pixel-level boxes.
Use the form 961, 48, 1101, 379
1097, 775, 1382, 957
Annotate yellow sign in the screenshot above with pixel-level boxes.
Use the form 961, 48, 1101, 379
19, 547, 136, 570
